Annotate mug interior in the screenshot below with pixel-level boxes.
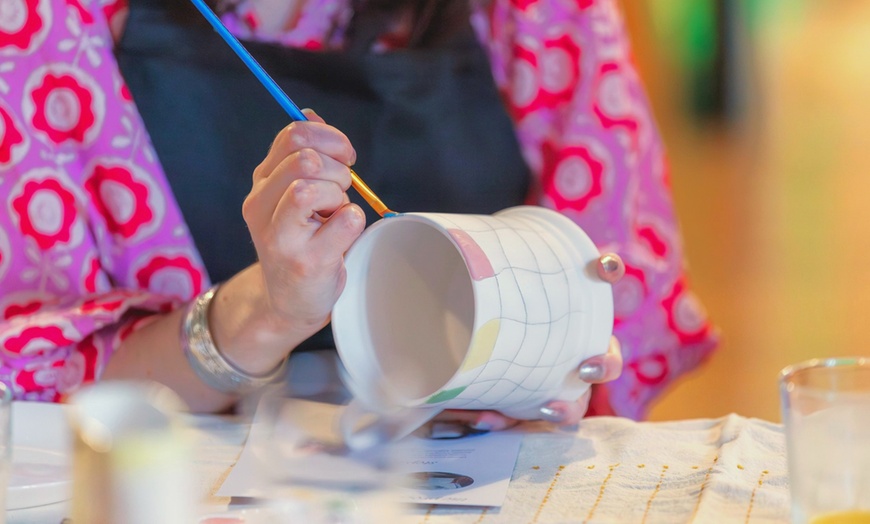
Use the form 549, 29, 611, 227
358, 219, 473, 402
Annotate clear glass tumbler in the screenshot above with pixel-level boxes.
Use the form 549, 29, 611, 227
780, 357, 870, 524
0, 383, 11, 524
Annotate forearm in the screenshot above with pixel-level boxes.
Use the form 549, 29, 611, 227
101, 306, 233, 412
103, 264, 320, 412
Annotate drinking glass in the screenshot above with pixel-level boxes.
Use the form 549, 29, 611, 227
246, 384, 406, 523
0, 383, 10, 524
780, 357, 870, 524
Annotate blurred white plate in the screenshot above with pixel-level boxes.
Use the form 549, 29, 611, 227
8, 401, 72, 510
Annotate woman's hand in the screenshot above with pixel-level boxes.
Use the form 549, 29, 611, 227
429, 253, 625, 435
206, 111, 365, 378
241, 110, 364, 331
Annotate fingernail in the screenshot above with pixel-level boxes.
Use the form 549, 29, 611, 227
429, 422, 468, 439
470, 420, 492, 432
579, 362, 606, 382
539, 406, 566, 423
346, 205, 365, 228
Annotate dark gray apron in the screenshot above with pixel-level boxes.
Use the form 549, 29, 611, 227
115, 0, 530, 351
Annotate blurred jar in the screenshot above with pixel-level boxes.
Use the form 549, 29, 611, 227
67, 381, 195, 524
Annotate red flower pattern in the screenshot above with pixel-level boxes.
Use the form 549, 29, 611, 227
135, 255, 204, 299
592, 62, 640, 141
118, 80, 133, 102
540, 141, 604, 211
0, 0, 208, 403
102, 0, 126, 27
612, 264, 646, 325
4, 300, 44, 319
14, 360, 64, 402
628, 353, 669, 386
28, 71, 98, 144
76, 335, 99, 383
537, 34, 581, 106
11, 176, 80, 250
507, 43, 540, 119
65, 0, 94, 24
4, 325, 75, 355
85, 163, 154, 239
82, 255, 103, 293
0, 104, 27, 166
80, 294, 129, 314
636, 223, 668, 258
662, 279, 711, 345
0, 0, 45, 52
508, 34, 581, 120
510, 0, 537, 11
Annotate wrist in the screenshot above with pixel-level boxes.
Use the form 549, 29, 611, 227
182, 285, 287, 394
207, 265, 324, 374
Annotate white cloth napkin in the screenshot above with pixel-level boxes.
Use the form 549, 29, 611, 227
402, 414, 790, 523
188, 411, 790, 523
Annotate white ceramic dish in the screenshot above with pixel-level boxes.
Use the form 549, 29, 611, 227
7, 401, 72, 510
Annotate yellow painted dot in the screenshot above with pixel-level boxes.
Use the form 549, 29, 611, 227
762, 470, 769, 474
692, 466, 699, 469
737, 464, 745, 470
587, 465, 595, 470
637, 464, 645, 468
532, 466, 540, 470
663, 465, 669, 469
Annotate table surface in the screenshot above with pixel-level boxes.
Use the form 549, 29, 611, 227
7, 413, 791, 524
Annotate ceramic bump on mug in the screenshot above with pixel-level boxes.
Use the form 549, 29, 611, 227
332, 206, 614, 448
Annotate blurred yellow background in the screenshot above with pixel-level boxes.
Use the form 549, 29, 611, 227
619, 1, 870, 423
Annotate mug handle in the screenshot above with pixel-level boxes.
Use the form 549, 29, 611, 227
339, 400, 443, 449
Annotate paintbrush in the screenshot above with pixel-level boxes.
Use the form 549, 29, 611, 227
189, 0, 397, 217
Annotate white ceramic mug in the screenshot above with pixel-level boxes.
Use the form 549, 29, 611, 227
332, 206, 614, 448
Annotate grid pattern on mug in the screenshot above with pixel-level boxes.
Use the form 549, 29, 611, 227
434, 213, 589, 410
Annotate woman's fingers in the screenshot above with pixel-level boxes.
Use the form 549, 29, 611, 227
309, 202, 366, 260
432, 409, 520, 432
273, 179, 348, 227
577, 336, 623, 383
254, 119, 356, 182
302, 108, 326, 124
596, 253, 625, 283
538, 392, 592, 425
254, 180, 362, 280
240, 118, 364, 329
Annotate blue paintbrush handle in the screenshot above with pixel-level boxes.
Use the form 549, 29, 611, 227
189, 0, 397, 216
189, 0, 308, 122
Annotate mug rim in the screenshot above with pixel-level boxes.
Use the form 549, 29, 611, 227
334, 213, 477, 406
333, 206, 613, 414
779, 356, 870, 382
779, 356, 870, 400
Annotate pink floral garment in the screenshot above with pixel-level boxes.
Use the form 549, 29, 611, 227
0, 0, 207, 401
225, 0, 720, 419
0, 0, 717, 417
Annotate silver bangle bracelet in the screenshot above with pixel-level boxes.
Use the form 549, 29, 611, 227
181, 285, 287, 394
